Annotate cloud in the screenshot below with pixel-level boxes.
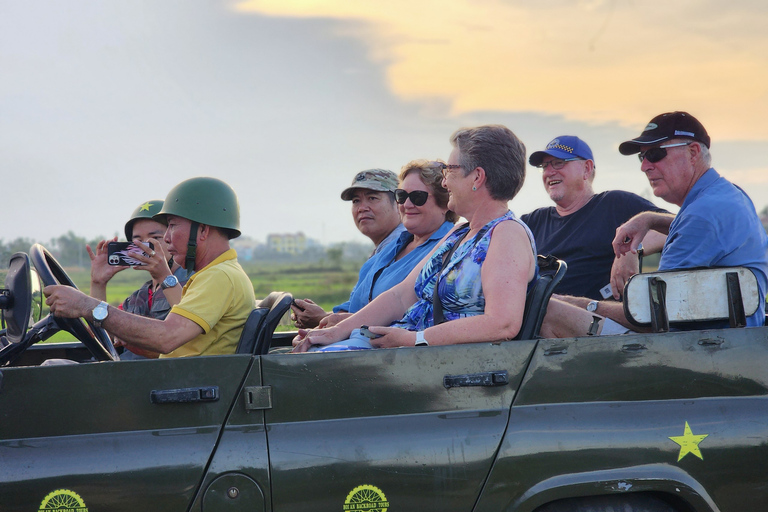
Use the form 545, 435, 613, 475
234, 0, 768, 141
2, 0, 767, 246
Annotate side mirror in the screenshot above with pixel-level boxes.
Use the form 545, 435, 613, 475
0, 253, 33, 344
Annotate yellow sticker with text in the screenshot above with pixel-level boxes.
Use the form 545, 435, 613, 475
343, 484, 389, 512
39, 488, 88, 511
669, 421, 709, 461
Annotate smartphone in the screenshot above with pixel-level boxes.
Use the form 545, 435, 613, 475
290, 299, 305, 312
107, 241, 155, 266
359, 325, 382, 339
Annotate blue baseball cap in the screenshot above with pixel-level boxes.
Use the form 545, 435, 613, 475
529, 136, 594, 167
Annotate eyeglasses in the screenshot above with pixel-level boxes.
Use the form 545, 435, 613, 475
421, 160, 462, 178
638, 141, 693, 163
440, 164, 463, 179
394, 188, 429, 206
536, 158, 581, 171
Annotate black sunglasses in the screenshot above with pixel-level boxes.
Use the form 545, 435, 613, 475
394, 188, 429, 206
638, 141, 692, 163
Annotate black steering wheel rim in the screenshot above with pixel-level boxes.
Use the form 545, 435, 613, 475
30, 244, 118, 362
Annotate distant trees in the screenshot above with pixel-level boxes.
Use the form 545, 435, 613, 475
326, 247, 343, 267
0, 232, 104, 268
1, 232, 373, 270
52, 231, 88, 268
0, 237, 36, 266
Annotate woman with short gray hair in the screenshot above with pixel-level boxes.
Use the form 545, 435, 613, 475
293, 124, 537, 351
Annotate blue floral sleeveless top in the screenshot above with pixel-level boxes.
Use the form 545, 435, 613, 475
394, 211, 537, 331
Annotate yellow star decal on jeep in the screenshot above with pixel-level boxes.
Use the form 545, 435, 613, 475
139, 202, 154, 212
669, 421, 708, 461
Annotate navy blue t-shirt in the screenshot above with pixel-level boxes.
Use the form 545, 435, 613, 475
521, 190, 667, 300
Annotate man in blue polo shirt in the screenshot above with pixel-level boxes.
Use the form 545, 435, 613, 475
541, 111, 768, 336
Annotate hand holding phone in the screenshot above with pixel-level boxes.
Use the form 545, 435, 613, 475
359, 325, 382, 339
107, 241, 155, 266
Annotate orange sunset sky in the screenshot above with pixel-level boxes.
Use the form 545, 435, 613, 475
2, 0, 766, 245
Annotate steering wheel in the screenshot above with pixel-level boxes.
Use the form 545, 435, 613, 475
30, 244, 118, 362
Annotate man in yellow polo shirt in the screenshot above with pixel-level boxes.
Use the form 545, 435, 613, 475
44, 177, 255, 357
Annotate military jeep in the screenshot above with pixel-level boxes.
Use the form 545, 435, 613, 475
1, 245, 766, 512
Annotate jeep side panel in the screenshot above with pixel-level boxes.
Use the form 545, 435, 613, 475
476, 328, 768, 512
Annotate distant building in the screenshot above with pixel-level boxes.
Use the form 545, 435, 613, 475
267, 232, 308, 254
230, 236, 263, 261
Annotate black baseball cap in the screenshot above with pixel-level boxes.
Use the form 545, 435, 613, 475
619, 111, 710, 155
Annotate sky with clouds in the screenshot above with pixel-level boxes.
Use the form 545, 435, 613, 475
2, 0, 767, 248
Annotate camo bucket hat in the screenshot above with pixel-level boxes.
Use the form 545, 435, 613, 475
340, 169, 398, 201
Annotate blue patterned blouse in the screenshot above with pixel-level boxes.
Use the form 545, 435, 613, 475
394, 211, 536, 331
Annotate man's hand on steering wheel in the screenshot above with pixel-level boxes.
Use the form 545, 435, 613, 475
45, 285, 100, 320
31, 244, 118, 361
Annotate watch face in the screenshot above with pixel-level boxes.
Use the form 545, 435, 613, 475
93, 303, 108, 321
163, 275, 179, 288
587, 301, 598, 312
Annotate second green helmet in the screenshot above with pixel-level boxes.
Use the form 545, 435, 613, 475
125, 200, 166, 240
155, 177, 241, 238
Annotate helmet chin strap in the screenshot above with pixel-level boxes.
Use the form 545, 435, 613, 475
185, 221, 199, 279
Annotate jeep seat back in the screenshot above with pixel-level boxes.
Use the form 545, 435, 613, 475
235, 307, 270, 354
623, 266, 759, 332
253, 291, 294, 355
236, 291, 294, 355
515, 255, 567, 341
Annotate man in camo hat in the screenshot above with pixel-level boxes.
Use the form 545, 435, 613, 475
340, 168, 405, 255
292, 168, 405, 328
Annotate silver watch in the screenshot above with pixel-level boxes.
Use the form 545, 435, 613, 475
161, 274, 179, 289
586, 300, 599, 313
92, 301, 109, 328
415, 331, 429, 346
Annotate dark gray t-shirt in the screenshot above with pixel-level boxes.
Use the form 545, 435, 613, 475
522, 190, 667, 300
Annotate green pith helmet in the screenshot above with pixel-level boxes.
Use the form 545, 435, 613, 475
155, 177, 241, 238
124, 200, 166, 240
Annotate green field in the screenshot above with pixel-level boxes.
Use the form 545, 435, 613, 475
1, 255, 664, 344
6, 262, 361, 342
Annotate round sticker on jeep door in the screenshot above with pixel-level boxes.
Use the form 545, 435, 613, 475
39, 489, 88, 511
343, 484, 388, 512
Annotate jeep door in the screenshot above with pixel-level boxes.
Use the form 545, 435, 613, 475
0, 355, 254, 511
262, 341, 537, 512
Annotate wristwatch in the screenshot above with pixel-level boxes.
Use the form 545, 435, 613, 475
161, 274, 179, 290
586, 300, 599, 313
92, 301, 109, 328
415, 331, 429, 347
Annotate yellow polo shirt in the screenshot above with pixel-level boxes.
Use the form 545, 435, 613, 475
161, 249, 255, 357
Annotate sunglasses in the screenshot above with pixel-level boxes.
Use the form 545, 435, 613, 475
536, 158, 581, 171
638, 141, 693, 163
394, 188, 429, 206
